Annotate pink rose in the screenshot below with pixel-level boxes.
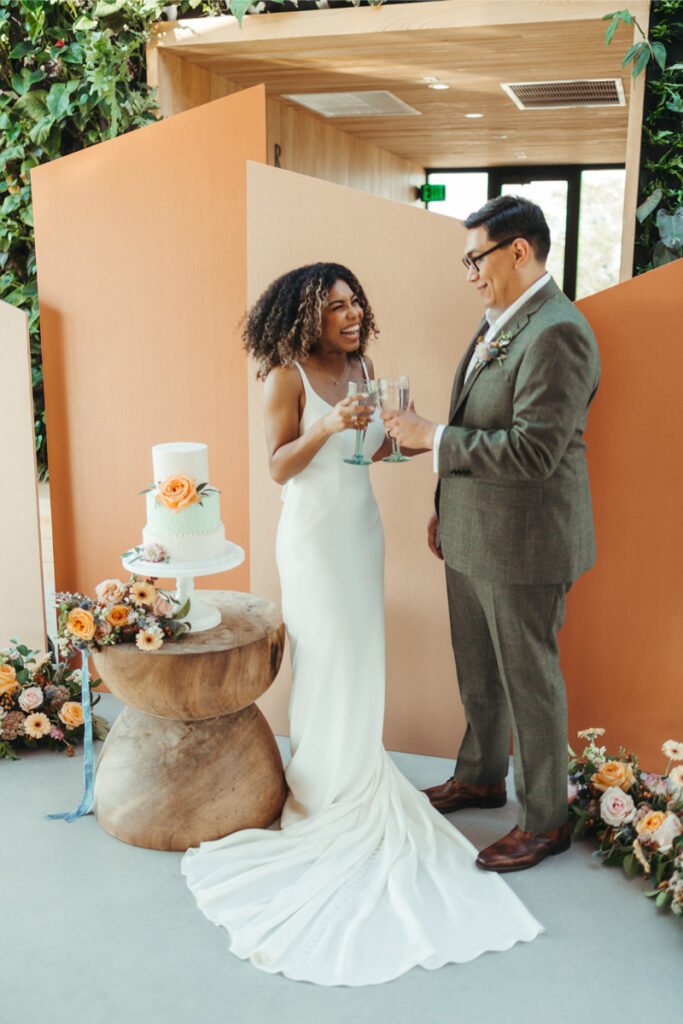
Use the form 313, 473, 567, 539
651, 812, 683, 854
152, 595, 173, 618
95, 579, 128, 604
567, 779, 579, 804
95, 619, 114, 640
599, 786, 636, 827
18, 686, 44, 713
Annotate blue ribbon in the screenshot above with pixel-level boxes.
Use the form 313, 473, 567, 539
46, 651, 95, 822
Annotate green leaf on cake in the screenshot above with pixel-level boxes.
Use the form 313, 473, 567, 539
175, 599, 190, 620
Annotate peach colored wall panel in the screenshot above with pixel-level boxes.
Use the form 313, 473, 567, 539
569, 260, 683, 768
31, 87, 267, 597
0, 300, 46, 651
246, 162, 483, 756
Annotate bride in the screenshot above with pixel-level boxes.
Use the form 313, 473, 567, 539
181, 262, 542, 986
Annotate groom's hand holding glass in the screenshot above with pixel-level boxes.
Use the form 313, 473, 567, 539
381, 402, 437, 451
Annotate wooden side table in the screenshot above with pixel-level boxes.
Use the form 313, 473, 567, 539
91, 591, 287, 851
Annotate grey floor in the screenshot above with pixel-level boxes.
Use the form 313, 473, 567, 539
3, 693, 681, 1024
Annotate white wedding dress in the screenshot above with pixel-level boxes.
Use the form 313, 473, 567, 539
181, 362, 543, 986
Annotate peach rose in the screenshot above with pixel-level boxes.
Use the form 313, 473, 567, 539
591, 760, 635, 793
155, 474, 199, 513
58, 701, 85, 730
0, 663, 18, 696
636, 810, 667, 836
106, 604, 129, 627
95, 579, 127, 604
599, 787, 636, 827
651, 812, 683, 853
66, 608, 96, 642
152, 594, 173, 618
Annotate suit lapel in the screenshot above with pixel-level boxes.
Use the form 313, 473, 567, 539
448, 278, 560, 424
449, 318, 487, 420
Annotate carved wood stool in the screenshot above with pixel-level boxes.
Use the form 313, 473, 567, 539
91, 591, 287, 851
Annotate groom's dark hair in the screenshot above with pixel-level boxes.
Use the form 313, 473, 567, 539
464, 195, 551, 262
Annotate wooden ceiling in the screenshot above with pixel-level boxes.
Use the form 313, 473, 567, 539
152, 0, 651, 169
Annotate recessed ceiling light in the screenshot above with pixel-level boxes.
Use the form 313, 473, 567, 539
464, 112, 484, 118
422, 76, 438, 83
492, 134, 508, 139
428, 82, 450, 90
514, 151, 528, 159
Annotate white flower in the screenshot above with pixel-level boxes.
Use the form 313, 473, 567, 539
578, 727, 606, 740
18, 686, 44, 713
662, 740, 683, 761
599, 787, 636, 827
474, 341, 490, 365
651, 812, 683, 854
669, 765, 683, 790
0, 707, 5, 721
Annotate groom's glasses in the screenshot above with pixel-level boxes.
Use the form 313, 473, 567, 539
462, 236, 522, 273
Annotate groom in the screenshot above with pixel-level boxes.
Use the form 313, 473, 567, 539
383, 195, 600, 872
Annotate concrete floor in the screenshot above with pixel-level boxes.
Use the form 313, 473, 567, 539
3, 692, 682, 1024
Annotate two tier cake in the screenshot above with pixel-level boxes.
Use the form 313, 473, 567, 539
142, 442, 226, 563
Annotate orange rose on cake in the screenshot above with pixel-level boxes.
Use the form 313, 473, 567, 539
591, 760, 635, 793
155, 474, 199, 513
66, 608, 96, 642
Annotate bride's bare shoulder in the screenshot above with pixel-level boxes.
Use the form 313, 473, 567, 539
264, 364, 304, 408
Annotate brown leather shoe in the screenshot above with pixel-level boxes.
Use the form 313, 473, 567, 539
423, 778, 507, 814
476, 822, 571, 873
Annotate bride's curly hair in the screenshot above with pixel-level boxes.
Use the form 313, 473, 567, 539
243, 262, 379, 380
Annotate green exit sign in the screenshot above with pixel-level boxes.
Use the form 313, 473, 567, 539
419, 184, 447, 202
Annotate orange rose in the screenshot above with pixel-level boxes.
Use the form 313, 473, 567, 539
106, 604, 129, 627
66, 608, 96, 642
58, 701, 85, 730
0, 663, 19, 696
155, 474, 199, 513
636, 810, 667, 836
591, 760, 635, 792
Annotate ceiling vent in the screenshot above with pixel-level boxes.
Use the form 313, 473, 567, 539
501, 79, 625, 110
281, 90, 421, 118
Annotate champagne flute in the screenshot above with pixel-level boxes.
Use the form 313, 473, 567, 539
379, 376, 411, 463
344, 380, 378, 466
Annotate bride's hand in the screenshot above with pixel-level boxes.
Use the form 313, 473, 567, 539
324, 395, 371, 435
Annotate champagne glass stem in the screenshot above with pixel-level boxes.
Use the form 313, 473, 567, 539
354, 428, 366, 460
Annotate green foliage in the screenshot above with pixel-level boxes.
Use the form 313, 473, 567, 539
605, 3, 683, 274
0, 0, 171, 478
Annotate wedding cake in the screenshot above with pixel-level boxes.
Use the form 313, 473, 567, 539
141, 442, 227, 563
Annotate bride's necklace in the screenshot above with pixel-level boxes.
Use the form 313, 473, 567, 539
310, 356, 350, 387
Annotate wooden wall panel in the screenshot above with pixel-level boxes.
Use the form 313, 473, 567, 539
0, 300, 46, 652
569, 260, 683, 768
150, 49, 424, 205
32, 88, 267, 598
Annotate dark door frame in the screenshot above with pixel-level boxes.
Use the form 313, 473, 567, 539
425, 164, 624, 301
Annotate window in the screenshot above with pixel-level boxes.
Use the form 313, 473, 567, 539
425, 166, 626, 300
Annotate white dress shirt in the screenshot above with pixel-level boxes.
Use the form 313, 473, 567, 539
433, 272, 552, 472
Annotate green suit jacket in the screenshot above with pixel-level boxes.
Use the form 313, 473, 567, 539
437, 277, 601, 585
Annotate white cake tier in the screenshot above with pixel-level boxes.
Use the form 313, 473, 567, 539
143, 489, 226, 562
142, 523, 227, 562
152, 441, 209, 485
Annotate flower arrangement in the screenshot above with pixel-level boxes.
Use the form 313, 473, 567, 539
474, 330, 515, 370
0, 642, 108, 761
56, 576, 190, 658
569, 729, 683, 915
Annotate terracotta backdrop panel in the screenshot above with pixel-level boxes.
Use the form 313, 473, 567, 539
31, 87, 267, 596
0, 300, 46, 651
247, 161, 483, 756
572, 260, 683, 768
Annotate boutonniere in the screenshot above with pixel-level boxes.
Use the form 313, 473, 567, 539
474, 330, 515, 369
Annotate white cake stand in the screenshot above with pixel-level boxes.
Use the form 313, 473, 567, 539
121, 541, 245, 633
